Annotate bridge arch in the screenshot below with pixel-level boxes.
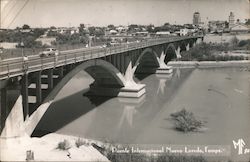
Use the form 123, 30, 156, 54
46, 59, 126, 102
25, 59, 126, 135
133, 48, 160, 74
164, 43, 177, 63
135, 48, 160, 67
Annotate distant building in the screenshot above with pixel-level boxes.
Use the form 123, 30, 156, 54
20, 29, 32, 33
193, 12, 201, 26
133, 31, 149, 37
36, 37, 56, 46
208, 21, 226, 33
57, 27, 79, 35
229, 12, 235, 28
230, 24, 250, 34
156, 31, 171, 36
180, 28, 189, 36
0, 42, 18, 49
109, 30, 118, 35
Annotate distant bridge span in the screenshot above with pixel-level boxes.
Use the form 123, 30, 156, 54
0, 35, 203, 137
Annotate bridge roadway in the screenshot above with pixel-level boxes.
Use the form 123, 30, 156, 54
0, 36, 201, 80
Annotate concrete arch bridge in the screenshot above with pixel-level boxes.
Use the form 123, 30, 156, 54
0, 36, 203, 137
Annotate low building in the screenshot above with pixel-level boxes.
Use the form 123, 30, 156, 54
230, 24, 250, 34
132, 31, 149, 37
0, 42, 18, 49
109, 30, 118, 35
57, 27, 79, 35
208, 21, 226, 33
180, 28, 189, 36
36, 37, 56, 46
156, 31, 171, 36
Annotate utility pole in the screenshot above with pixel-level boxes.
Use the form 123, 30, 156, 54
0, 0, 2, 29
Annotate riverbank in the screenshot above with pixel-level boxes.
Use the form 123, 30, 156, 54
168, 60, 250, 68
0, 133, 110, 161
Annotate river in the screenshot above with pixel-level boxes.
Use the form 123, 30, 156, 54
33, 66, 250, 161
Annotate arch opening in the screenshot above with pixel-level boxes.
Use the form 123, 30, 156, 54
135, 48, 159, 74
164, 44, 176, 64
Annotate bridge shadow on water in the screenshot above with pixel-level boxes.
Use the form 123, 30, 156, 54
32, 68, 194, 139
31, 89, 114, 137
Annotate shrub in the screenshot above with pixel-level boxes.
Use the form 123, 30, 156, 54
238, 40, 248, 47
170, 108, 204, 132
57, 139, 71, 150
75, 138, 88, 148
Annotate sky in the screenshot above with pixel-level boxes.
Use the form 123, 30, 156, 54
0, 0, 249, 28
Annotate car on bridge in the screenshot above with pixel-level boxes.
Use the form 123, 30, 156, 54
39, 48, 59, 57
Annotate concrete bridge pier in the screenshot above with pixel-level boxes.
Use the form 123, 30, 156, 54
88, 57, 146, 98
156, 50, 173, 74
175, 46, 181, 59
186, 43, 190, 51
21, 74, 29, 121
1, 88, 7, 132
122, 54, 146, 98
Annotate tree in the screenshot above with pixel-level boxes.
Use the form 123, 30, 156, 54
50, 26, 56, 29
245, 19, 250, 25
164, 22, 170, 26
88, 26, 96, 36
230, 36, 239, 47
225, 21, 229, 28
22, 24, 30, 29
107, 24, 115, 29
33, 28, 46, 38
79, 24, 86, 34
146, 24, 154, 33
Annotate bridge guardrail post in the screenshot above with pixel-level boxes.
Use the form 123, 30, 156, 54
83, 52, 85, 61
74, 53, 77, 64
41, 57, 43, 70
7, 64, 10, 78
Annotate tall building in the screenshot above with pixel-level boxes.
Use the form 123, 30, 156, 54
229, 12, 235, 28
193, 12, 201, 26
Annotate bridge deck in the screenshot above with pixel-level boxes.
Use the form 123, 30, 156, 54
0, 36, 201, 80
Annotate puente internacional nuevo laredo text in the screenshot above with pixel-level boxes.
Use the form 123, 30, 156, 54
0, 35, 203, 138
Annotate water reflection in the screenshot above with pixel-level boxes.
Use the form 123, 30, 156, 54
156, 73, 173, 95
118, 96, 146, 128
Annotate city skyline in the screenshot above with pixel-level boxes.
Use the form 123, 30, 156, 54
1, 0, 249, 28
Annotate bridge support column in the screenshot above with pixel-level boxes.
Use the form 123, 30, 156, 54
89, 54, 146, 98
122, 54, 146, 97
48, 69, 53, 90
116, 54, 121, 72
186, 43, 190, 51
193, 41, 196, 47
58, 66, 64, 78
175, 46, 181, 59
21, 74, 29, 120
36, 71, 42, 104
120, 54, 125, 74
1, 88, 7, 132
156, 50, 173, 74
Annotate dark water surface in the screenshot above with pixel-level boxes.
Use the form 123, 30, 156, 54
34, 67, 250, 161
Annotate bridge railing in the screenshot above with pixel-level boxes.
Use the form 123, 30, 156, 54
0, 36, 202, 80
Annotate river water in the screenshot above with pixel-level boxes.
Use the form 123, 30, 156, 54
33, 67, 250, 161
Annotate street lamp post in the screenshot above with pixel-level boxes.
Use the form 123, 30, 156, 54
20, 42, 24, 58
20, 42, 28, 71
